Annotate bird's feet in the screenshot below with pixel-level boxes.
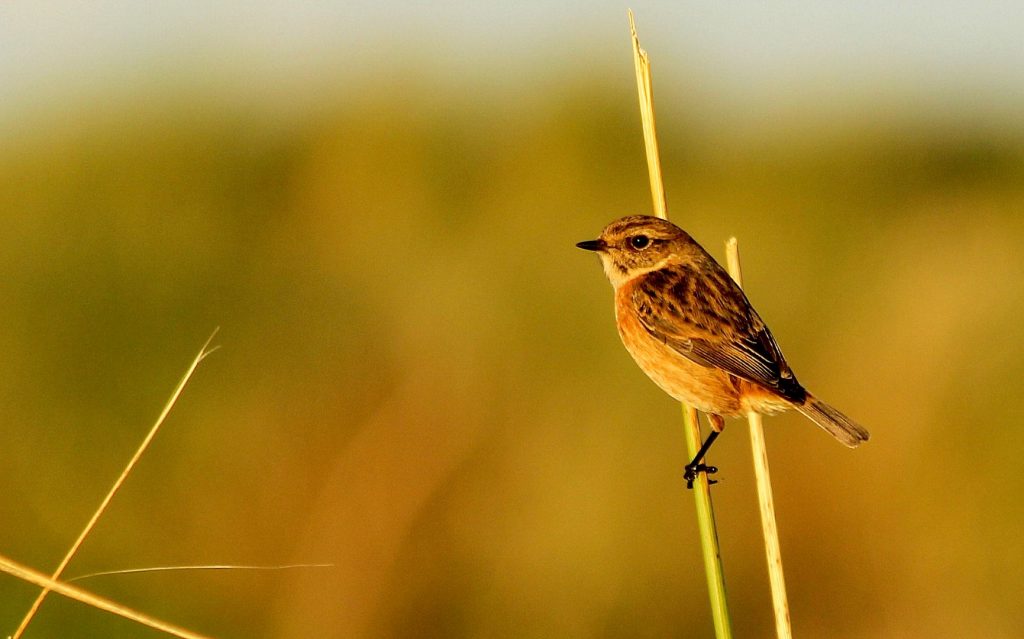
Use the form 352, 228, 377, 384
683, 463, 718, 489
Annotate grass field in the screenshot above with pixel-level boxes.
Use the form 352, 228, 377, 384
1, 27, 1023, 637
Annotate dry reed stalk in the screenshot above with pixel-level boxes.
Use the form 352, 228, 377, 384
725, 240, 792, 639
0, 552, 210, 639
629, 10, 733, 638
629, 11, 667, 219
10, 330, 219, 638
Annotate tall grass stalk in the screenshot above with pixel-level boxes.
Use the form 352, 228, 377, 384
629, 11, 666, 219
725, 240, 792, 638
0, 552, 209, 639
681, 404, 734, 637
629, 11, 733, 638
10, 329, 219, 638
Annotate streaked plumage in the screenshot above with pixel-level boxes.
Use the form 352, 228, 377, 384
578, 215, 869, 448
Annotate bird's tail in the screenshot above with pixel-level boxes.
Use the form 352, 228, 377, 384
795, 394, 870, 448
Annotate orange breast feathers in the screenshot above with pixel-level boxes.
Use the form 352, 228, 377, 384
613, 278, 744, 416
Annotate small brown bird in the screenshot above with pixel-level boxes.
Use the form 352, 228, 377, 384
578, 215, 868, 485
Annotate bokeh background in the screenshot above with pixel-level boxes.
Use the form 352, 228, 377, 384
2, 2, 1023, 637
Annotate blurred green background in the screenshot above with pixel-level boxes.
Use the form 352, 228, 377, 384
2, 3, 1023, 637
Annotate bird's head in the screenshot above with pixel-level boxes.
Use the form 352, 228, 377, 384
577, 215, 694, 287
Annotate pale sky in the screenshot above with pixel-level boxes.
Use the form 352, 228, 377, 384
2, 2, 1022, 125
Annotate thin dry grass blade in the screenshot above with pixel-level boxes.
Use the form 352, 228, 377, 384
68, 563, 333, 582
11, 329, 220, 639
0, 552, 209, 639
725, 239, 792, 638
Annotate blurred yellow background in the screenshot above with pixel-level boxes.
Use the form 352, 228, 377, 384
1, 3, 1022, 637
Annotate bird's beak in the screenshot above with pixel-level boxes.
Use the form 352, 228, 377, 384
575, 239, 605, 252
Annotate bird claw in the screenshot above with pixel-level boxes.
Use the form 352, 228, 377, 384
684, 463, 718, 489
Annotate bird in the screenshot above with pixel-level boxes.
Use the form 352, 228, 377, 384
577, 215, 868, 486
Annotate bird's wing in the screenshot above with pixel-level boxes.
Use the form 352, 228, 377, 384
631, 264, 804, 402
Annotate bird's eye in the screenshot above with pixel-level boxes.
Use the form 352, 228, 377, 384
630, 235, 650, 250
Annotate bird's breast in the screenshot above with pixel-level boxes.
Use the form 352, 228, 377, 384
613, 281, 742, 416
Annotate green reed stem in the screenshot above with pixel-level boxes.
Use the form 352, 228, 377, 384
682, 404, 733, 638
630, 10, 734, 637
